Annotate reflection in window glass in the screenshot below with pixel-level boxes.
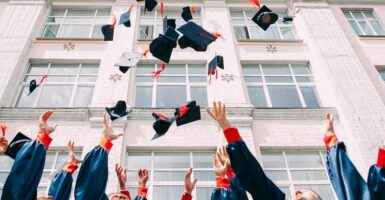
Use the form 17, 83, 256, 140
268, 86, 302, 107
344, 10, 385, 36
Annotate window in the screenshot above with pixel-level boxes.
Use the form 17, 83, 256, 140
230, 10, 296, 40
0, 150, 81, 197
376, 67, 385, 81
261, 150, 336, 199
343, 10, 385, 36
42, 9, 111, 38
14, 63, 99, 108
126, 151, 215, 200
139, 8, 201, 40
243, 64, 320, 108
135, 64, 208, 108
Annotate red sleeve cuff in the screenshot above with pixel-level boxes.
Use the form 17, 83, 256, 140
64, 161, 78, 174
137, 187, 148, 197
216, 177, 230, 189
323, 132, 338, 150
181, 193, 192, 200
377, 147, 385, 168
36, 131, 52, 149
226, 169, 235, 180
99, 137, 113, 151
223, 128, 242, 144
120, 190, 131, 199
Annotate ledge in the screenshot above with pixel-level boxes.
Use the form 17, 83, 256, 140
34, 37, 106, 43
252, 108, 338, 121
358, 35, 385, 40
236, 39, 304, 45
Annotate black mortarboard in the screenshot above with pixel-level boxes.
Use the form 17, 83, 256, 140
177, 21, 216, 52
175, 101, 201, 126
145, 0, 158, 12
282, 16, 294, 23
28, 75, 47, 96
252, 5, 279, 31
101, 25, 114, 41
115, 52, 143, 73
163, 16, 176, 33
105, 100, 129, 121
208, 55, 224, 75
151, 113, 176, 140
149, 27, 179, 63
181, 6, 193, 22
119, 11, 131, 27
4, 132, 32, 159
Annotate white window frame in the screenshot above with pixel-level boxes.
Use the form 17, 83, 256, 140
138, 6, 202, 40
261, 150, 337, 199
42, 8, 110, 39
230, 9, 297, 40
13, 62, 99, 108
134, 64, 208, 108
126, 151, 215, 200
243, 63, 320, 108
344, 10, 385, 36
376, 66, 385, 81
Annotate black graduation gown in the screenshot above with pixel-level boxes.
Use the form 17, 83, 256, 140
48, 170, 73, 200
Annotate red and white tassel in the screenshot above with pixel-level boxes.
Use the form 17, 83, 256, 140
39, 75, 48, 84
295, 8, 301, 15
128, 3, 134, 12
151, 63, 166, 79
190, 6, 196, 13
156, 113, 169, 120
0, 124, 6, 137
160, 0, 165, 16
249, 0, 260, 8
143, 49, 150, 57
177, 105, 190, 118
212, 32, 224, 40
110, 16, 117, 30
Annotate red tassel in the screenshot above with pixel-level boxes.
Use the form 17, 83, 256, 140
0, 124, 6, 137
178, 105, 190, 118
249, 0, 260, 8
128, 3, 134, 12
160, 0, 164, 16
143, 49, 150, 57
190, 6, 196, 13
209, 74, 212, 85
110, 16, 117, 30
39, 75, 48, 84
198, 33, 216, 41
156, 113, 169, 120
151, 64, 166, 79
295, 8, 301, 15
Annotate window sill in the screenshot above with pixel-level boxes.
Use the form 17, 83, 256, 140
358, 35, 385, 40
34, 37, 106, 43
252, 107, 338, 121
236, 39, 304, 44
137, 39, 153, 44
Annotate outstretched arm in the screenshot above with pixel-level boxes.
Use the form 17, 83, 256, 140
0, 124, 8, 155
207, 101, 285, 200
181, 168, 198, 200
2, 111, 57, 200
323, 113, 370, 200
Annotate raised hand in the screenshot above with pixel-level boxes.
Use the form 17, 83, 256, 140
217, 145, 231, 168
324, 113, 338, 149
103, 113, 124, 140
0, 137, 8, 155
206, 101, 231, 130
325, 113, 335, 134
39, 111, 57, 134
138, 169, 149, 188
184, 168, 198, 195
213, 154, 230, 178
115, 164, 127, 190
67, 141, 81, 164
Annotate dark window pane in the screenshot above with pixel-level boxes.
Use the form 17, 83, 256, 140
156, 86, 186, 108
191, 87, 208, 108
247, 86, 267, 107
268, 86, 301, 108
135, 86, 152, 107
300, 87, 320, 108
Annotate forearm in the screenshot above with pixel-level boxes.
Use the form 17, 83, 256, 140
181, 193, 192, 200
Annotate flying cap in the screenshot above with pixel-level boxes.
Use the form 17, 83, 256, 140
115, 52, 144, 73
151, 113, 176, 140
101, 16, 117, 41
144, 0, 158, 12
177, 21, 217, 52
28, 75, 48, 96
4, 132, 32, 159
149, 27, 179, 63
105, 100, 129, 121
252, 5, 279, 31
119, 12, 131, 27
181, 6, 194, 22
163, 16, 176, 33
175, 101, 201, 126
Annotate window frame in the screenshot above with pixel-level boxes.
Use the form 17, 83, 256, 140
125, 151, 215, 200
134, 64, 208, 108
13, 62, 99, 108
243, 63, 321, 108
343, 9, 385, 36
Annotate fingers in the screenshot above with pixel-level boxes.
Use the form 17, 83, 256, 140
222, 103, 226, 116
115, 163, 119, 173
206, 108, 216, 119
117, 133, 124, 138
186, 168, 193, 178
326, 113, 333, 122
103, 113, 108, 127
218, 101, 223, 116
46, 111, 53, 120
192, 178, 198, 187
213, 101, 218, 116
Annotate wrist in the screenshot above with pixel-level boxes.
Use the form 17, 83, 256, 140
119, 184, 126, 191
184, 191, 192, 195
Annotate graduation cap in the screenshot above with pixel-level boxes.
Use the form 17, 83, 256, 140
177, 21, 217, 52
119, 11, 131, 27
208, 55, 224, 83
105, 100, 129, 121
149, 27, 179, 63
28, 75, 48, 96
163, 16, 176, 33
151, 113, 176, 140
115, 52, 143, 73
252, 5, 279, 31
101, 16, 116, 41
144, 0, 158, 12
4, 132, 32, 159
282, 16, 294, 23
181, 6, 194, 22
175, 101, 201, 126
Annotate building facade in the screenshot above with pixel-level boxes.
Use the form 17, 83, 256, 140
0, 0, 385, 199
